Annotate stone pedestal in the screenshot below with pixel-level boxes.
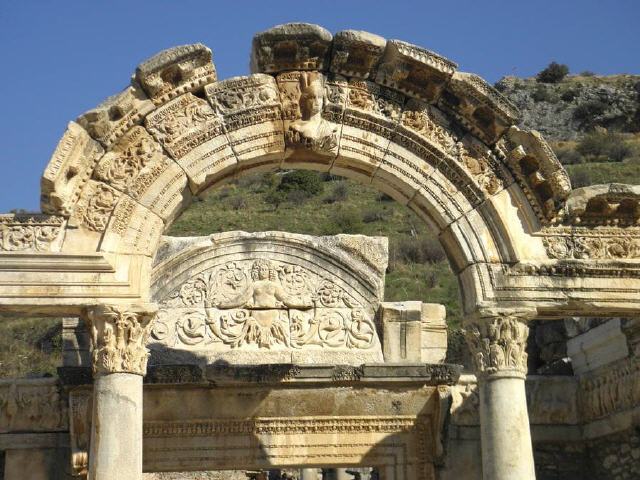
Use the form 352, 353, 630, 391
465, 314, 536, 480
83, 305, 157, 480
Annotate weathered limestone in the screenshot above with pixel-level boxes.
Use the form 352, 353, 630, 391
380, 301, 447, 363
135, 44, 217, 105
149, 232, 387, 366
251, 23, 333, 73
567, 318, 629, 375
465, 314, 536, 480
89, 373, 142, 480
301, 468, 320, 480
5, 20, 640, 480
330, 30, 386, 79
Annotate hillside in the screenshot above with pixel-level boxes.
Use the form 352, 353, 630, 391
3, 72, 640, 378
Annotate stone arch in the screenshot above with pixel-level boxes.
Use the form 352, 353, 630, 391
38, 24, 573, 316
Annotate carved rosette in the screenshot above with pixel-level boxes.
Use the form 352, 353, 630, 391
84, 305, 158, 376
464, 315, 529, 378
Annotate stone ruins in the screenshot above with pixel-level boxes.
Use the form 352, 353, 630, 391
0, 22, 639, 480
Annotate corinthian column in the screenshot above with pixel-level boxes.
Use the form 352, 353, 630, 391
83, 304, 157, 480
464, 313, 536, 480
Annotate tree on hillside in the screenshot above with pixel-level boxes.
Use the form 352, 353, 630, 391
536, 62, 570, 83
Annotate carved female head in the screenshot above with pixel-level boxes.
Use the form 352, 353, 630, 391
298, 72, 324, 120
251, 259, 276, 281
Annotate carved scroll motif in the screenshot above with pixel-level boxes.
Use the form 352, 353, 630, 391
464, 315, 529, 377
543, 232, 640, 260
153, 259, 377, 350
84, 305, 157, 375
0, 215, 64, 252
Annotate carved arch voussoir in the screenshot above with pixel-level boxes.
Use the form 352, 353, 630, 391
39, 23, 576, 270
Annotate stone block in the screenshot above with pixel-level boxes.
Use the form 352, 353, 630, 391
145, 93, 236, 193
93, 126, 191, 223
330, 30, 386, 79
4, 448, 72, 480
99, 194, 164, 256
333, 80, 404, 179
135, 43, 217, 105
381, 301, 447, 363
41, 122, 104, 216
376, 39, 457, 102
381, 301, 424, 362
77, 83, 155, 148
439, 72, 519, 145
148, 232, 386, 366
62, 317, 90, 367
567, 318, 630, 375
251, 23, 332, 73
421, 303, 447, 363
206, 74, 285, 171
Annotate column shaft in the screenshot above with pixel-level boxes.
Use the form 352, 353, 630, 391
465, 314, 536, 480
89, 373, 143, 480
479, 376, 535, 479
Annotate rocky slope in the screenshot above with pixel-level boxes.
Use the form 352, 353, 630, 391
496, 74, 640, 140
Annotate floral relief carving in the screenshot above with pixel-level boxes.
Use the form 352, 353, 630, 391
401, 103, 458, 157
0, 215, 63, 252
79, 182, 120, 232
455, 140, 502, 196
85, 305, 157, 375
543, 234, 640, 260
93, 126, 168, 195
153, 259, 378, 351
464, 315, 529, 377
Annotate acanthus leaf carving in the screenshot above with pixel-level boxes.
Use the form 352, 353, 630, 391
464, 315, 529, 377
85, 305, 158, 376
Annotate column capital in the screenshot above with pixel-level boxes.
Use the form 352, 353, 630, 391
463, 313, 530, 379
83, 304, 158, 376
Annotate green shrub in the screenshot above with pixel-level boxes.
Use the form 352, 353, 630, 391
228, 196, 247, 210
561, 89, 579, 102
536, 62, 569, 84
324, 181, 349, 204
277, 170, 324, 198
362, 209, 386, 223
556, 147, 584, 165
532, 85, 554, 103
325, 206, 364, 234
394, 237, 446, 264
264, 189, 287, 210
569, 169, 593, 188
573, 100, 608, 123
580, 70, 596, 77
576, 132, 632, 162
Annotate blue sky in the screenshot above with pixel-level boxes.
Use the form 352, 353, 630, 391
1, 0, 638, 212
